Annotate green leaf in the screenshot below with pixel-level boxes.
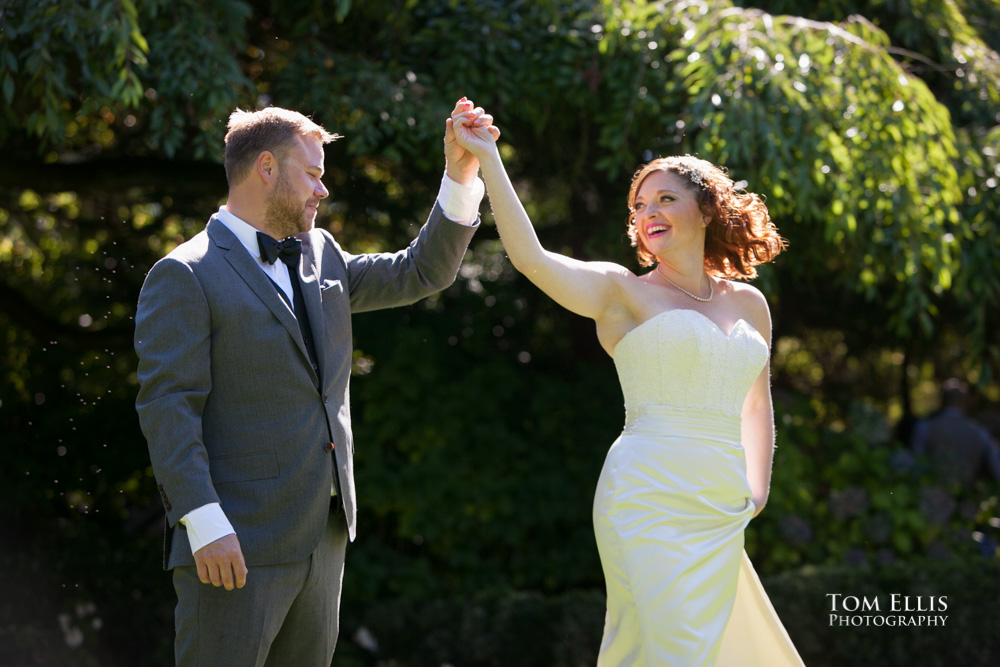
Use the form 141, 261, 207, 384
336, 0, 353, 23
2, 75, 13, 105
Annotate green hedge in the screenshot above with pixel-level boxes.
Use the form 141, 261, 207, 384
334, 590, 606, 667
333, 556, 999, 667
767, 556, 1000, 667
4, 539, 996, 666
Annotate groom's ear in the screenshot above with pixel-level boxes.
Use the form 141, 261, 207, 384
256, 151, 276, 185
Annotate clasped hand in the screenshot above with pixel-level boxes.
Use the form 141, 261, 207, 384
445, 97, 501, 175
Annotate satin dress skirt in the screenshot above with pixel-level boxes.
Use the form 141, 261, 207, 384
593, 406, 804, 666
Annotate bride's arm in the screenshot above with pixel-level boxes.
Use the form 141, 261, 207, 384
449, 103, 629, 321
741, 291, 776, 517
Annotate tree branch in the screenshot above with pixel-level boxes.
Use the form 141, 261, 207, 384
0, 157, 227, 199
0, 284, 133, 350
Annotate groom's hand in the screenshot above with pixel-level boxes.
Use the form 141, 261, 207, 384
444, 97, 499, 185
194, 533, 248, 590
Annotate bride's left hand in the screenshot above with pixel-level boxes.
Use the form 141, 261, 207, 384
446, 97, 500, 166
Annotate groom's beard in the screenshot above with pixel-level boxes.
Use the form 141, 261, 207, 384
264, 173, 310, 238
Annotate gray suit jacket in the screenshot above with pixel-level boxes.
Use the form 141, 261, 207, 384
135, 204, 476, 569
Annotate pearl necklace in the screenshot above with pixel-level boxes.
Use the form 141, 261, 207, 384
654, 266, 714, 302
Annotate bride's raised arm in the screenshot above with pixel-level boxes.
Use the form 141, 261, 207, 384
449, 100, 631, 322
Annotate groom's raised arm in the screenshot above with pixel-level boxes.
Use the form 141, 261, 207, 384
336, 99, 500, 312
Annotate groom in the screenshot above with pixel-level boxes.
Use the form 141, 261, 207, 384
134, 100, 496, 666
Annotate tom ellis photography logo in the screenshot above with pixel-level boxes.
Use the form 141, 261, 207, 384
826, 594, 948, 627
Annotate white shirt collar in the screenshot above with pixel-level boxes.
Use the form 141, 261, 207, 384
213, 207, 295, 305
216, 206, 265, 262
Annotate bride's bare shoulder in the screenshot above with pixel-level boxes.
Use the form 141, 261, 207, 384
721, 279, 771, 337
723, 279, 765, 299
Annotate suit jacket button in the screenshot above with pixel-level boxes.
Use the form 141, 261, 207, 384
325, 442, 335, 452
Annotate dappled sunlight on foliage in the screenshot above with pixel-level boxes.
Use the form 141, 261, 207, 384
750, 392, 1000, 574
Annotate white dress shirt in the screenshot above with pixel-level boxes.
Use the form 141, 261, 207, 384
180, 172, 485, 553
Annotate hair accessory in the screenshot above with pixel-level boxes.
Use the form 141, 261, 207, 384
676, 166, 708, 189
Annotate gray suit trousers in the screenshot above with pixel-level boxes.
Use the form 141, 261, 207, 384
173, 509, 349, 667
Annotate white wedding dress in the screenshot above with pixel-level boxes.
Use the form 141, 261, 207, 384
593, 309, 805, 666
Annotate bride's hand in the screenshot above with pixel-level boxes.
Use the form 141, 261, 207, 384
446, 97, 500, 163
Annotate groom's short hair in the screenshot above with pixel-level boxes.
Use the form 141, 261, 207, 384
224, 107, 340, 187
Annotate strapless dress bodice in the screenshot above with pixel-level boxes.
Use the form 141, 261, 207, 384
598, 308, 805, 667
613, 309, 768, 418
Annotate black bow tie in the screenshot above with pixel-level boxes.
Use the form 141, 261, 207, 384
257, 232, 302, 268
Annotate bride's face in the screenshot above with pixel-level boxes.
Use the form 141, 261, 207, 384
632, 170, 710, 259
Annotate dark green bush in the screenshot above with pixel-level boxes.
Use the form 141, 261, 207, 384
334, 556, 999, 667
768, 556, 1000, 667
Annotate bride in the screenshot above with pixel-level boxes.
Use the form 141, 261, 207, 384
449, 99, 806, 666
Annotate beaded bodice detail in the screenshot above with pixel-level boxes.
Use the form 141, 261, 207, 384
613, 309, 768, 418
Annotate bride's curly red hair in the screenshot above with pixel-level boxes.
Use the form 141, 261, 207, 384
626, 155, 786, 279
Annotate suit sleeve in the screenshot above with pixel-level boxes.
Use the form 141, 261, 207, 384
134, 256, 220, 527
336, 202, 479, 313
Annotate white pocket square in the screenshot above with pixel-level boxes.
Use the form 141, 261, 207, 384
320, 279, 343, 293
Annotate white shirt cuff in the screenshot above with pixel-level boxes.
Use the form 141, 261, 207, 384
179, 502, 236, 554
437, 171, 485, 226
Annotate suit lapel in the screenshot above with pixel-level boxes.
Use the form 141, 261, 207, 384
298, 232, 327, 378
208, 218, 316, 377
